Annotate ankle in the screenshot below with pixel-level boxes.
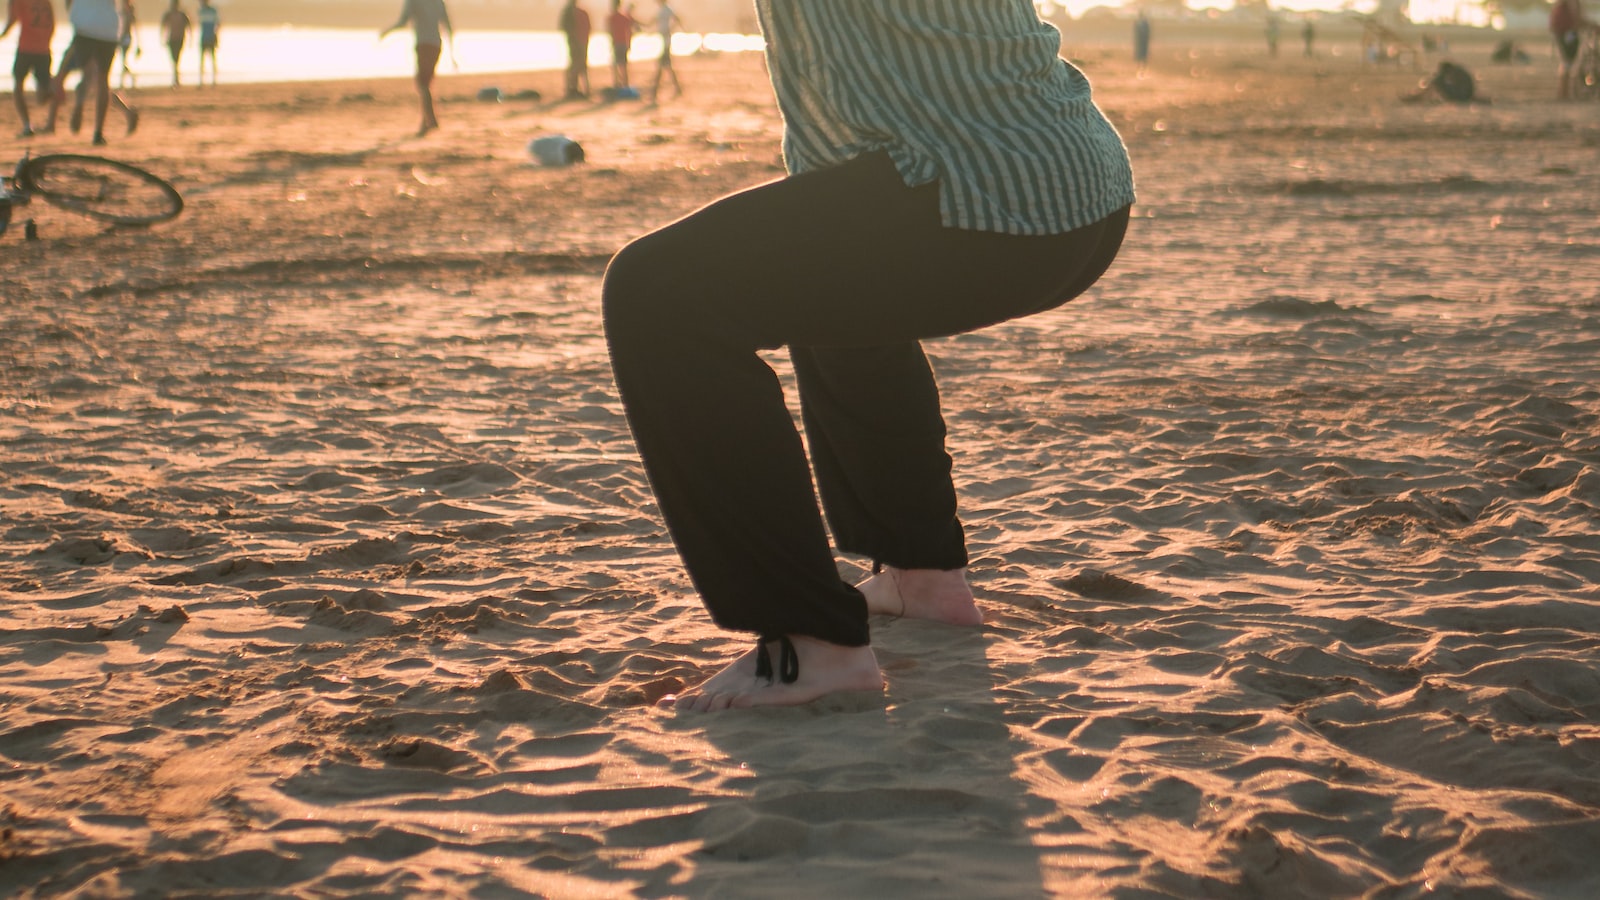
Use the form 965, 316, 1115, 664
859, 565, 983, 626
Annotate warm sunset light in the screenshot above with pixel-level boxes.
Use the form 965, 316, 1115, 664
3, 0, 1596, 896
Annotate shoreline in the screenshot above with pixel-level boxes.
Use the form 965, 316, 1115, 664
1, 16, 1561, 91
20, 25, 762, 89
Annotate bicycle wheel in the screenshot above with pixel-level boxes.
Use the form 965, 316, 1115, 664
18, 154, 183, 226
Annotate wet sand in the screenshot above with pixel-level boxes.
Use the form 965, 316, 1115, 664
3, 35, 1599, 897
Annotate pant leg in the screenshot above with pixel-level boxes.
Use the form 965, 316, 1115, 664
792, 342, 968, 571
793, 202, 1129, 577
602, 152, 1128, 645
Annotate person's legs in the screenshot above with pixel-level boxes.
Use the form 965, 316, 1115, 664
70, 77, 88, 133
168, 40, 182, 86
791, 343, 964, 573
613, 42, 629, 88
648, 51, 666, 100
791, 343, 985, 627
602, 152, 1128, 707
415, 42, 441, 134
11, 57, 30, 134
565, 46, 586, 97
649, 51, 679, 101
44, 41, 82, 133
118, 43, 133, 88
32, 55, 51, 106
114, 88, 138, 134
1557, 32, 1579, 100
85, 43, 112, 144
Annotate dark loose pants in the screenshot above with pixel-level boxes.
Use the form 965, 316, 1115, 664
603, 152, 1129, 647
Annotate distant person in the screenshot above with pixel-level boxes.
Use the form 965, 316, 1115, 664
608, 0, 637, 92
1302, 18, 1315, 57
40, 11, 138, 139
1133, 11, 1151, 74
647, 0, 680, 102
1551, 0, 1592, 100
46, 0, 132, 145
3, 0, 54, 137
1265, 14, 1280, 58
602, 2, 1134, 711
559, 0, 590, 99
381, 0, 453, 135
159, 0, 187, 86
196, 0, 217, 86
115, 0, 136, 88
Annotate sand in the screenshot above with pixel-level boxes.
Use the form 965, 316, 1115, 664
3, 31, 1600, 898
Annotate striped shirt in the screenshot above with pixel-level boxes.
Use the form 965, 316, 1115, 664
754, 1, 1135, 235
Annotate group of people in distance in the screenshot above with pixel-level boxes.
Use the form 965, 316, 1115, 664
379, 0, 683, 138
3, 0, 217, 145
6, 0, 688, 145
5, 0, 138, 144
558, 0, 681, 103
156, 0, 220, 89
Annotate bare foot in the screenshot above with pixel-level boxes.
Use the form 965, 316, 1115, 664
659, 635, 883, 712
858, 566, 984, 626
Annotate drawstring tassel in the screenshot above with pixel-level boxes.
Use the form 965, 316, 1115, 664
754, 635, 800, 685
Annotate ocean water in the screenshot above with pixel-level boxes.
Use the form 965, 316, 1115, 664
58, 25, 762, 87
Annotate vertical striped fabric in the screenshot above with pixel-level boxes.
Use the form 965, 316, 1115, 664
754, 0, 1136, 235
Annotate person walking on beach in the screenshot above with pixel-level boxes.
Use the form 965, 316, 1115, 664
159, 0, 186, 86
3, 0, 54, 137
608, 0, 637, 93
646, 0, 680, 102
114, 0, 135, 88
559, 0, 591, 99
1133, 10, 1151, 74
196, 0, 217, 86
381, 0, 452, 136
1551, 0, 1593, 100
45, 0, 132, 145
602, 1, 1135, 711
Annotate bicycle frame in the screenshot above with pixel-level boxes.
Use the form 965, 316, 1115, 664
0, 153, 36, 238
1, 151, 182, 239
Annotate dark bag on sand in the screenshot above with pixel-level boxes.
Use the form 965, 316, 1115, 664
1430, 62, 1475, 102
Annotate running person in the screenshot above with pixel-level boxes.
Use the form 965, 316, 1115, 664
381, 0, 452, 136
3, 0, 54, 137
45, 0, 132, 145
602, 1, 1136, 711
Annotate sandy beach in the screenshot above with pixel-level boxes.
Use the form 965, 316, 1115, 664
3, 28, 1600, 897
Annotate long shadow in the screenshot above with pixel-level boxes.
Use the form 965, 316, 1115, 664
642, 619, 1051, 897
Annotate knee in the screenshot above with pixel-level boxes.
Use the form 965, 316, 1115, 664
602, 231, 679, 346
